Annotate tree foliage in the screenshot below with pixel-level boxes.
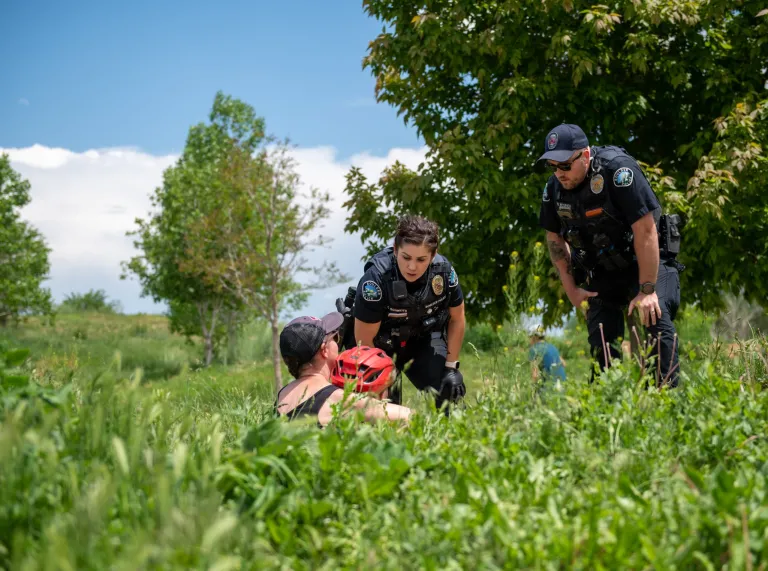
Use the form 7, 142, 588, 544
123, 92, 259, 364
0, 154, 53, 326
681, 99, 768, 311
348, 0, 768, 325
182, 142, 348, 390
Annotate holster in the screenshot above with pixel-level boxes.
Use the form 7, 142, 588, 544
659, 214, 682, 258
336, 286, 357, 350
570, 251, 590, 287
572, 265, 587, 287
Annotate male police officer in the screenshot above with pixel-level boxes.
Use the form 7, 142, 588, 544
336, 215, 467, 410
537, 124, 684, 387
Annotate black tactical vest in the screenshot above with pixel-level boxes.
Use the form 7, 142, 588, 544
552, 146, 638, 273
362, 247, 453, 350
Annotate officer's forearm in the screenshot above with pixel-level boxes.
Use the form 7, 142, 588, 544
446, 309, 466, 362
546, 231, 577, 295
354, 319, 380, 348
632, 217, 660, 285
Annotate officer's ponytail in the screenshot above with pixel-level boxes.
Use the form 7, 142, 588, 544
394, 215, 439, 254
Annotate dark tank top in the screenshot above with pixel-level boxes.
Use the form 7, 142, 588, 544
274, 384, 341, 426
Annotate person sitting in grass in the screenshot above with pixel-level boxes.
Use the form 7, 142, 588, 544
275, 312, 412, 427
528, 325, 567, 388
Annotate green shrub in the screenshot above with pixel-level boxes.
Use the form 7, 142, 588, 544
464, 322, 504, 352
58, 289, 122, 314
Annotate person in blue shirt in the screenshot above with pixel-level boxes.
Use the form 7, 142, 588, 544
528, 326, 567, 388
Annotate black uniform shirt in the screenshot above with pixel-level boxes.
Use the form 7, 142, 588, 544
539, 148, 661, 234
354, 262, 464, 324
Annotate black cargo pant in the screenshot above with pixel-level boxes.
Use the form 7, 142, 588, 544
585, 258, 682, 387
386, 331, 448, 407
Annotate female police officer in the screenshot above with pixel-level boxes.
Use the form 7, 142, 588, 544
337, 214, 467, 410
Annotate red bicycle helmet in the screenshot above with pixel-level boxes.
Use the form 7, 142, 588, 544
331, 346, 395, 394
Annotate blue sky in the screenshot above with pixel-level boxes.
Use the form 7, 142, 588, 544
1, 1, 428, 319
2, 0, 419, 157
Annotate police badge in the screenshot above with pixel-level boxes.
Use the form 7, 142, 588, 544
432, 275, 445, 296
590, 173, 604, 194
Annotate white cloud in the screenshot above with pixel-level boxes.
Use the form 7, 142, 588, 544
3, 144, 178, 314
2, 143, 427, 319
18, 98, 30, 106
8, 144, 77, 169
287, 145, 427, 318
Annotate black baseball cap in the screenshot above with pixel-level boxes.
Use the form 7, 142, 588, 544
279, 312, 344, 377
537, 124, 590, 163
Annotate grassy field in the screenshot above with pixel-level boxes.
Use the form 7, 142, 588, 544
1, 310, 767, 569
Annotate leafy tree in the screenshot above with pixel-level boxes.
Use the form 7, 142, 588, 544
59, 289, 122, 314
181, 142, 348, 390
123, 92, 259, 365
347, 0, 768, 325
681, 99, 768, 311
0, 154, 53, 326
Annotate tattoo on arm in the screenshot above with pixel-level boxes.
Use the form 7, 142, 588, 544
547, 239, 573, 277
547, 240, 569, 263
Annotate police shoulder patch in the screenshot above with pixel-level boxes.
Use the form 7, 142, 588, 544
613, 167, 634, 187
361, 280, 382, 302
590, 173, 604, 194
448, 268, 459, 288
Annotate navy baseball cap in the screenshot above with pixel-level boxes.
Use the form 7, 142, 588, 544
537, 124, 590, 163
279, 312, 344, 377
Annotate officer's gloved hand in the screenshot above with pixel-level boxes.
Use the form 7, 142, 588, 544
439, 367, 466, 402
335, 297, 353, 346
336, 293, 355, 320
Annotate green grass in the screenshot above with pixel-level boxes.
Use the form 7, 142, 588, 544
1, 311, 767, 569
0, 313, 202, 384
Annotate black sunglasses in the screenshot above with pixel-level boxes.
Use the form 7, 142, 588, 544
326, 330, 341, 344
545, 151, 583, 173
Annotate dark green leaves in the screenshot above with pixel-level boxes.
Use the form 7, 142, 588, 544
352, 0, 768, 324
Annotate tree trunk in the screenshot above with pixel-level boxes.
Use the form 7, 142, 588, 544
271, 315, 282, 392
204, 333, 214, 367
225, 309, 239, 366
197, 300, 219, 367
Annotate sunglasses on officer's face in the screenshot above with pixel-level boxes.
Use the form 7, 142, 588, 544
545, 151, 583, 173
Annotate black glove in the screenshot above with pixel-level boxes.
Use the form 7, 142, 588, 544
439, 367, 466, 402
335, 297, 349, 316
336, 287, 355, 319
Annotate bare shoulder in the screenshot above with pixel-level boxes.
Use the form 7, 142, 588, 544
325, 387, 347, 405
